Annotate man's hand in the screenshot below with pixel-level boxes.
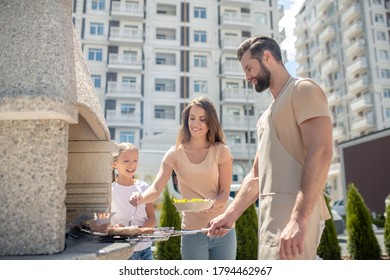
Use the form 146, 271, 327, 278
207, 213, 234, 237
279, 220, 307, 260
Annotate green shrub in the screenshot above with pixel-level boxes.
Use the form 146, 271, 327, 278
153, 188, 182, 260
235, 203, 258, 260
384, 199, 390, 256
345, 183, 381, 259
317, 195, 341, 260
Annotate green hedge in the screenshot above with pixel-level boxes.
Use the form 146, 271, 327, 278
235, 203, 258, 259
317, 195, 341, 259
384, 199, 390, 256
153, 188, 182, 260
346, 183, 381, 259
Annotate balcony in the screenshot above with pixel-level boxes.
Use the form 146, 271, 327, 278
328, 161, 341, 177
220, 0, 252, 6
105, 110, 141, 127
106, 82, 142, 99
346, 57, 368, 75
228, 143, 257, 160
222, 115, 257, 130
107, 54, 143, 71
333, 126, 347, 141
296, 49, 310, 63
342, 3, 362, 23
328, 92, 341, 106
311, 19, 326, 33
322, 57, 338, 74
220, 12, 251, 28
350, 95, 373, 112
221, 60, 242, 76
109, 27, 143, 44
222, 88, 257, 104
351, 114, 375, 132
344, 39, 365, 59
317, 0, 333, 14
221, 36, 246, 51
111, 2, 144, 21
319, 26, 336, 42
313, 48, 327, 64
343, 20, 364, 40
347, 76, 370, 94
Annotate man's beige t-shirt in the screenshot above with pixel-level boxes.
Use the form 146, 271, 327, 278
271, 78, 331, 220
162, 143, 233, 229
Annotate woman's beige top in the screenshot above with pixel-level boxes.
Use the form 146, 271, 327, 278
162, 143, 233, 230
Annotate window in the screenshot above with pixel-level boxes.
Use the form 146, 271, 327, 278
386, 108, 390, 119
156, 28, 176, 40
155, 79, 175, 92
253, 12, 267, 25
122, 76, 136, 91
156, 53, 176, 65
120, 131, 135, 143
91, 75, 101, 88
194, 31, 207, 43
373, 0, 382, 4
384, 89, 390, 98
374, 14, 384, 23
154, 105, 175, 119
194, 7, 206, 19
194, 55, 207, 67
379, 50, 389, 60
376, 31, 386, 41
88, 48, 103, 61
90, 22, 104, 35
123, 50, 137, 63
156, 4, 176, 15
121, 104, 136, 114
194, 80, 207, 93
381, 69, 390, 79
91, 0, 105, 10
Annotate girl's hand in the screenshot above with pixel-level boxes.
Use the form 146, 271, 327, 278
129, 192, 144, 206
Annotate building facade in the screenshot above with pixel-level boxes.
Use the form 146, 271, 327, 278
294, 0, 390, 200
72, 0, 285, 183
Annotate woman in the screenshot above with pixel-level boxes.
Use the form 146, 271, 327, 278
130, 96, 236, 260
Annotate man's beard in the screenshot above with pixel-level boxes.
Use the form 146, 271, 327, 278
254, 61, 271, 93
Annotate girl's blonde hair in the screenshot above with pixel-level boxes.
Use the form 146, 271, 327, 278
112, 142, 138, 182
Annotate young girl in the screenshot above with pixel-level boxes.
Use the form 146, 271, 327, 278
130, 97, 236, 260
111, 142, 156, 260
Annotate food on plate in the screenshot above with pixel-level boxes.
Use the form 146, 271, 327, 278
172, 198, 211, 203
107, 226, 155, 236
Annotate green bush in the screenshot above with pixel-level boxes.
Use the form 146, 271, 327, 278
153, 188, 182, 260
317, 195, 341, 260
345, 183, 381, 259
235, 203, 258, 260
384, 199, 390, 256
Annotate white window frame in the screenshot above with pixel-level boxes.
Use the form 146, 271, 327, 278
194, 7, 206, 19
88, 48, 103, 61
194, 31, 207, 43
90, 22, 104, 35
91, 74, 101, 88
194, 55, 207, 68
119, 131, 135, 143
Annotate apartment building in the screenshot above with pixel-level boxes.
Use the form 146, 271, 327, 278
294, 0, 390, 200
72, 0, 285, 183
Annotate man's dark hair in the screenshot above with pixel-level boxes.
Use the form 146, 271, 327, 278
237, 36, 283, 63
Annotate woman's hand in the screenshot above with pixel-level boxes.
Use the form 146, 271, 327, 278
129, 191, 144, 206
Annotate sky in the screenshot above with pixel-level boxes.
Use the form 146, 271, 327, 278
278, 0, 305, 77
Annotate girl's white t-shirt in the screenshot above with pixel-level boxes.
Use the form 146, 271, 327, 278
111, 180, 151, 251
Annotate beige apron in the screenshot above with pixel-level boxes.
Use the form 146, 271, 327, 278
257, 83, 321, 260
